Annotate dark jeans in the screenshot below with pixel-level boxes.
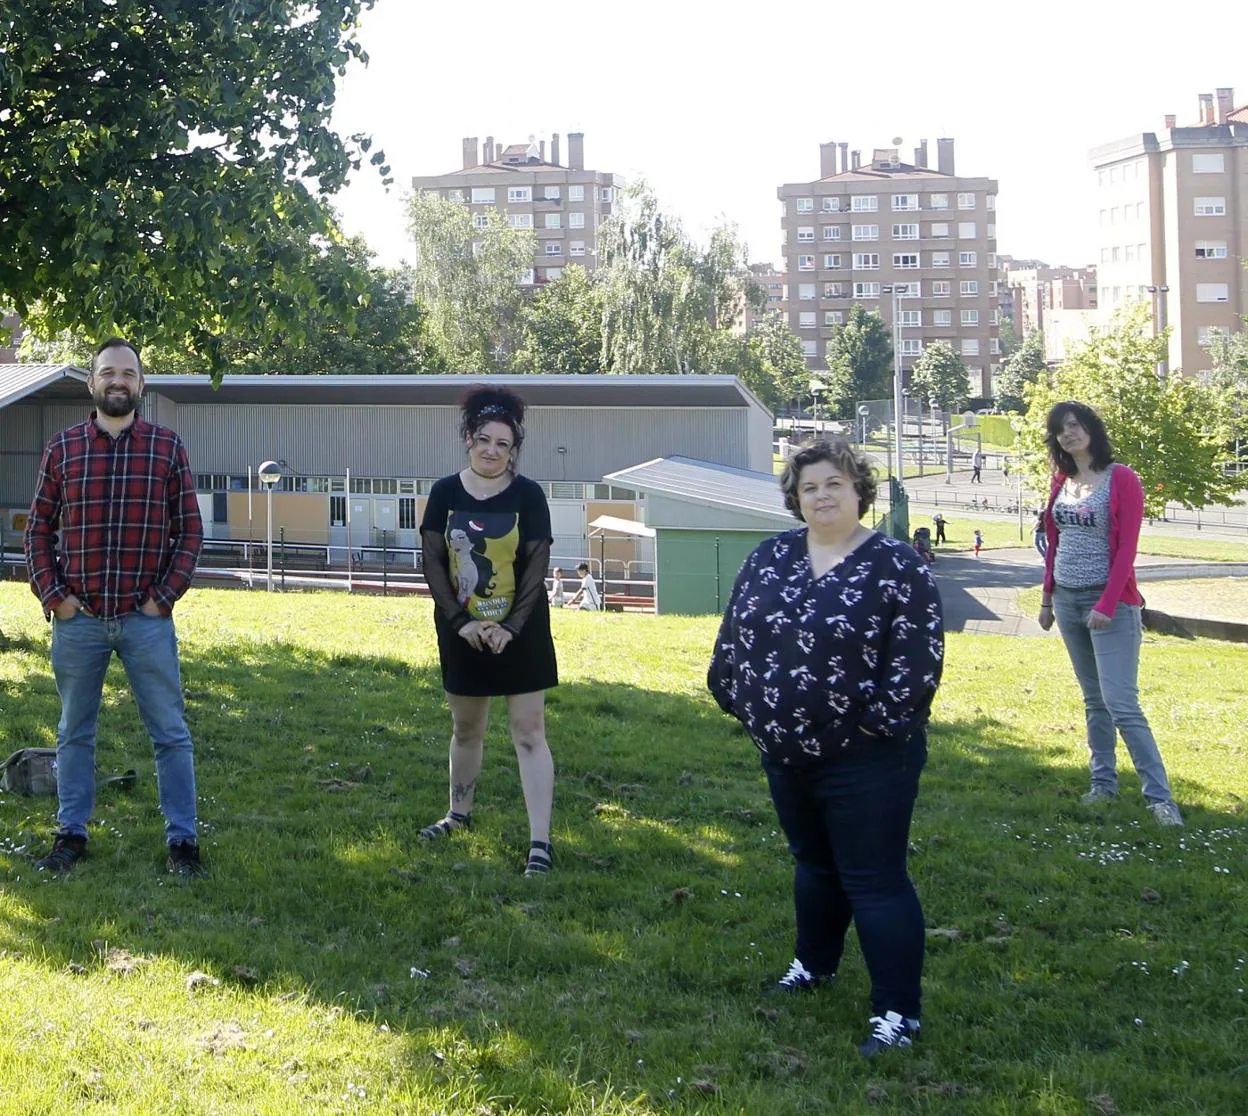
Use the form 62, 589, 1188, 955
763, 733, 927, 1018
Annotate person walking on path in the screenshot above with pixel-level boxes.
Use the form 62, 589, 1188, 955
1036, 401, 1183, 827
1002, 456, 1011, 480
1032, 510, 1048, 560
932, 512, 947, 546
709, 439, 944, 1057
970, 449, 985, 484
24, 337, 206, 877
418, 386, 559, 876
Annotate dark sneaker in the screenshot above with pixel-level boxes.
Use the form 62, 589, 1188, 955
167, 840, 207, 878
35, 833, 87, 873
859, 1011, 920, 1056
768, 958, 834, 994
1080, 788, 1118, 806
1147, 800, 1184, 827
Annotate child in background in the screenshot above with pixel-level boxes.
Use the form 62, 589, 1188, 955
973, 529, 983, 556
549, 567, 565, 607
568, 562, 601, 611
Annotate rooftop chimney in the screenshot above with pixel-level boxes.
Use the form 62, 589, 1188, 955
1198, 93, 1214, 125
918, 139, 928, 168
851, 149, 861, 171
1163, 114, 1177, 130
484, 135, 494, 163
568, 131, 585, 171
462, 136, 479, 169
838, 142, 848, 174
540, 139, 546, 161
936, 137, 955, 175
1215, 87, 1235, 124
820, 141, 838, 178
551, 132, 561, 167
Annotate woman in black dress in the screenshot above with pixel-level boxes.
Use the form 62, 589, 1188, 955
418, 387, 558, 876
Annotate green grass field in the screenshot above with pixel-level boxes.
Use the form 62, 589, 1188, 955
1, 584, 1245, 1114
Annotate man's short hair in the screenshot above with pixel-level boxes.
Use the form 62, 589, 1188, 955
93, 336, 144, 375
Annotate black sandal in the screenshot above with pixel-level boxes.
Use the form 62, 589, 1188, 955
419, 811, 471, 840
524, 840, 553, 877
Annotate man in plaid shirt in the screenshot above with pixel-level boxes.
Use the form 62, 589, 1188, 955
24, 337, 207, 877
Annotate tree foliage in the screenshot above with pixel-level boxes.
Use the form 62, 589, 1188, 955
822, 305, 894, 416
1202, 328, 1248, 458
1015, 305, 1238, 515
741, 311, 809, 411
512, 266, 604, 375
996, 329, 1047, 412
405, 191, 534, 373
0, 1, 385, 378
908, 340, 969, 411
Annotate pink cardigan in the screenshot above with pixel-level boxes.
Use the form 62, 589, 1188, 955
1043, 464, 1145, 616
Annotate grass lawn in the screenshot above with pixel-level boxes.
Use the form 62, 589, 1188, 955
1, 583, 1245, 1114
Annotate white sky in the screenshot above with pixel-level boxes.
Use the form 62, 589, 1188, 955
330, 0, 1246, 272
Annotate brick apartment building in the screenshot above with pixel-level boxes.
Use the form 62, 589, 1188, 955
411, 133, 620, 287
778, 137, 1001, 397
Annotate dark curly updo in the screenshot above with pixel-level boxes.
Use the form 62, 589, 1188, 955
459, 385, 527, 459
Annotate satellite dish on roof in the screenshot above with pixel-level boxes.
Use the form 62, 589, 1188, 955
891, 136, 903, 146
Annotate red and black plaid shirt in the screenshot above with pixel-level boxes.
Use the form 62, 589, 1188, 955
25, 413, 204, 618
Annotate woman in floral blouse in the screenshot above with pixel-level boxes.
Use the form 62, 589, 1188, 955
709, 439, 944, 1057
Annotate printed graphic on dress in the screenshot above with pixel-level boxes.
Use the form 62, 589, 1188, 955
446, 510, 520, 621
1052, 502, 1097, 528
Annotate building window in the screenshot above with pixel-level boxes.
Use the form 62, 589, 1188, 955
987, 253, 998, 268
892, 194, 919, 211
990, 309, 999, 324
508, 186, 532, 203
796, 197, 814, 213
824, 311, 844, 326
519, 268, 535, 285
799, 255, 815, 270
1100, 247, 1109, 263
797, 226, 815, 242
824, 282, 846, 297
600, 187, 613, 202
1194, 197, 1226, 216
961, 309, 979, 324
1193, 153, 1225, 174
899, 310, 921, 327
931, 222, 950, 239
821, 196, 841, 212
1111, 246, 1120, 262
893, 223, 920, 240
508, 213, 533, 229
989, 338, 1001, 355
546, 267, 563, 281
544, 185, 561, 200
545, 242, 562, 256
958, 221, 977, 239
961, 339, 980, 356
568, 184, 584, 201
447, 188, 465, 203
851, 224, 879, 241
933, 309, 952, 325
989, 280, 998, 295
853, 282, 881, 298
986, 195, 996, 211
959, 251, 977, 266
899, 339, 922, 356
798, 283, 816, 300
330, 495, 346, 526
960, 280, 979, 295
823, 253, 842, 268
931, 251, 950, 268
851, 195, 878, 211
1196, 283, 1230, 303
822, 226, 842, 241
473, 213, 489, 230
399, 498, 417, 530
799, 311, 817, 328
471, 187, 496, 204
569, 241, 586, 257
957, 192, 976, 209
801, 340, 817, 357
895, 282, 920, 298
987, 224, 996, 240
933, 281, 951, 297
930, 194, 949, 210
852, 252, 880, 269
569, 212, 585, 228
544, 213, 561, 229
894, 253, 920, 269
1195, 241, 1228, 259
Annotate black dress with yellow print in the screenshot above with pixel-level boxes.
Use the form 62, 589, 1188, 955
421, 473, 558, 696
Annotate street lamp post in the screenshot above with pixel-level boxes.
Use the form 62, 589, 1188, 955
858, 403, 871, 447
1146, 284, 1170, 383
257, 460, 283, 591
882, 284, 905, 480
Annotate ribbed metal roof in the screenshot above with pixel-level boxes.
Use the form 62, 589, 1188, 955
142, 373, 763, 409
604, 455, 792, 522
0, 364, 90, 408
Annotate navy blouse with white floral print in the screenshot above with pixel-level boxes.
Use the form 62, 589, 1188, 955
708, 529, 944, 766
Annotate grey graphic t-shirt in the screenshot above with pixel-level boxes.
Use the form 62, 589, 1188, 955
1052, 466, 1115, 589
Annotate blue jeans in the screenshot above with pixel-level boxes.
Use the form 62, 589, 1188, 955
50, 611, 198, 843
763, 734, 927, 1019
1052, 587, 1173, 804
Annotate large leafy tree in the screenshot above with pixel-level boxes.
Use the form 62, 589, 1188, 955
742, 311, 809, 410
0, 1, 386, 377
995, 329, 1047, 412
1016, 305, 1238, 515
908, 340, 969, 411
1203, 328, 1248, 461
822, 305, 894, 416
405, 191, 534, 373
512, 266, 604, 375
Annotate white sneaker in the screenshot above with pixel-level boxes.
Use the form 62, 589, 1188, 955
1147, 800, 1184, 827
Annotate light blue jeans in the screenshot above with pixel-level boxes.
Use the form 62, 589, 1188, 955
1052, 587, 1174, 804
50, 611, 198, 843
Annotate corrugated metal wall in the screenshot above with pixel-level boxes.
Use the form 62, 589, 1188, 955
1, 402, 93, 504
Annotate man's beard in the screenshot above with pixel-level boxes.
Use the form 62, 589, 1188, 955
95, 388, 136, 417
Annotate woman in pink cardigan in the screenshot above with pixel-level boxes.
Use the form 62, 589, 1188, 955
1035, 401, 1183, 826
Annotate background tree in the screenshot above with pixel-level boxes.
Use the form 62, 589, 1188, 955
822, 305, 894, 416
907, 340, 969, 411
995, 329, 1047, 412
512, 266, 604, 375
1202, 328, 1248, 464
0, 1, 385, 378
405, 191, 534, 372
742, 311, 809, 411
997, 317, 1023, 360
1015, 305, 1238, 515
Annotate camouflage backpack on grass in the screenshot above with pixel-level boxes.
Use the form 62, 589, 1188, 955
0, 748, 59, 796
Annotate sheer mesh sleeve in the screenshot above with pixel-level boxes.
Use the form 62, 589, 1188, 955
420, 529, 472, 633
501, 538, 552, 636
